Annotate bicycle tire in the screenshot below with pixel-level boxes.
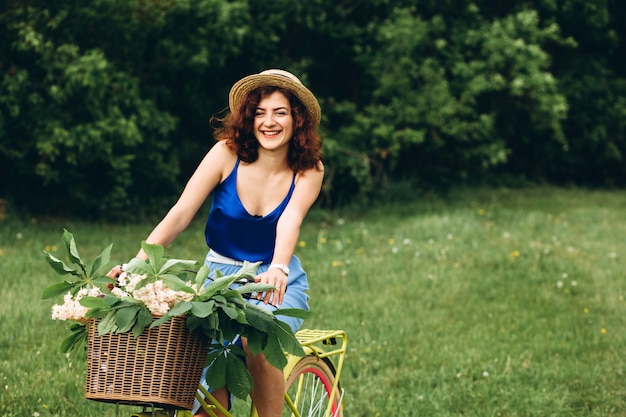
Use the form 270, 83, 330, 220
282, 355, 344, 417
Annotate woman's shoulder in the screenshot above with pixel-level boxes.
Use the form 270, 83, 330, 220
195, 141, 238, 181
210, 140, 236, 156
206, 141, 237, 164
302, 160, 324, 175
296, 160, 324, 184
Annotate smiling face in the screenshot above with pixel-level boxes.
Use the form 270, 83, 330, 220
253, 90, 294, 152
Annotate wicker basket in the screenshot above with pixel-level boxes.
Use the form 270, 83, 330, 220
85, 316, 210, 410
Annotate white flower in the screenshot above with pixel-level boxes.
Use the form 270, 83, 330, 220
118, 272, 146, 292
51, 287, 103, 322
111, 287, 130, 298
132, 280, 192, 316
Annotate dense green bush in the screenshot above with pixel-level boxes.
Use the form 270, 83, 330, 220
331, 6, 570, 193
0, 3, 179, 218
1, 0, 624, 218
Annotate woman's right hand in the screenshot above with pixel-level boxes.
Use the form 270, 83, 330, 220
107, 265, 123, 279
106, 265, 124, 290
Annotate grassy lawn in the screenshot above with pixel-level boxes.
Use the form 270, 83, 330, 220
1, 187, 625, 416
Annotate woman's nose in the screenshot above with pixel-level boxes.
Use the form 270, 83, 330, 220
262, 113, 276, 126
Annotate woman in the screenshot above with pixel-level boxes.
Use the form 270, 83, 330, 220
110, 69, 323, 417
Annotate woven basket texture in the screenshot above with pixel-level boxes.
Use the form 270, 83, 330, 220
85, 316, 209, 410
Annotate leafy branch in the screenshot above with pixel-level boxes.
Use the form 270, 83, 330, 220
41, 228, 114, 299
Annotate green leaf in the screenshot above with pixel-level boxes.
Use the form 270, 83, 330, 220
115, 305, 141, 334
60, 326, 87, 353
98, 311, 118, 335
226, 353, 253, 399
204, 311, 220, 331
147, 302, 189, 328
218, 313, 242, 342
44, 251, 80, 277
190, 300, 215, 318
41, 281, 74, 299
234, 261, 261, 279
216, 302, 239, 320
245, 328, 267, 357
79, 296, 105, 309
133, 308, 153, 337
167, 300, 193, 317
161, 275, 194, 292
91, 275, 116, 285
201, 275, 238, 299
236, 282, 275, 295
204, 349, 227, 390
260, 332, 288, 371
194, 265, 210, 289
85, 308, 106, 319
244, 304, 276, 333
274, 320, 305, 357
125, 257, 152, 274
141, 241, 165, 270
185, 315, 203, 333
103, 294, 124, 308
160, 258, 197, 274
62, 229, 85, 274
89, 243, 113, 277
151, 314, 173, 328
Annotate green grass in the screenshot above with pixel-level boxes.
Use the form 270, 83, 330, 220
2, 187, 626, 416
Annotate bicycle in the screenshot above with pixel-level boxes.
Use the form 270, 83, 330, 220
117, 327, 346, 417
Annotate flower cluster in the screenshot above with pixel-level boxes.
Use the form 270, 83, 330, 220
118, 272, 196, 316
51, 271, 200, 321
52, 287, 103, 323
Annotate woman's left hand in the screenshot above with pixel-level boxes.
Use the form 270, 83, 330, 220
255, 269, 288, 306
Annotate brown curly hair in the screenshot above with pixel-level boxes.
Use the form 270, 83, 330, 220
212, 86, 322, 174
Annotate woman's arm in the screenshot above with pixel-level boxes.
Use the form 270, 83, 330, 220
256, 162, 324, 305
136, 142, 235, 259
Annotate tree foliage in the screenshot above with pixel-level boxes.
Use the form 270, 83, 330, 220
1, 0, 624, 218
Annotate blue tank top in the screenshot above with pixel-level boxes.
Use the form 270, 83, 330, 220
204, 159, 296, 263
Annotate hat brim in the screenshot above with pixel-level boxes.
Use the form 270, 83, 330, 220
229, 73, 321, 127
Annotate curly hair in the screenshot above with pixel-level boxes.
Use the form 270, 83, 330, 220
212, 86, 322, 174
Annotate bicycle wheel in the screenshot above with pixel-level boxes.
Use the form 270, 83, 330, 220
282, 355, 344, 417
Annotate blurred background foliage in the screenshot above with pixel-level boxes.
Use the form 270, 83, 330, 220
1, 0, 625, 219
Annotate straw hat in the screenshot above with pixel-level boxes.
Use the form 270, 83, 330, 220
229, 69, 321, 127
